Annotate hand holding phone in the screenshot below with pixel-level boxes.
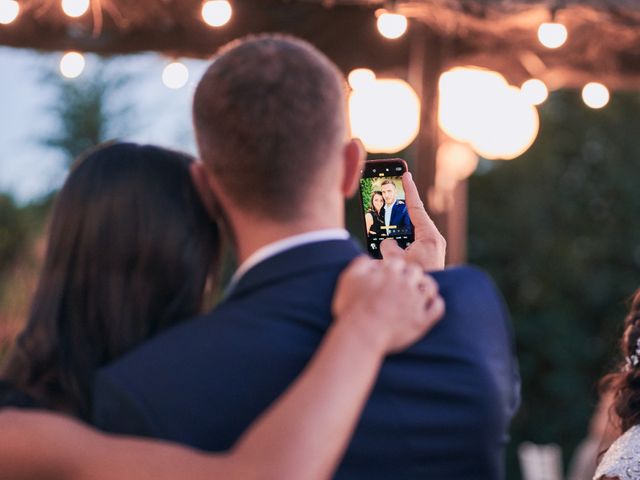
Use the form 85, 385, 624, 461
379, 172, 446, 271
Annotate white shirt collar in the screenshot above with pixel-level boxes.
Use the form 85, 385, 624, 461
226, 228, 350, 294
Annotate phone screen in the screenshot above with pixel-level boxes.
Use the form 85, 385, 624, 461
359, 159, 415, 259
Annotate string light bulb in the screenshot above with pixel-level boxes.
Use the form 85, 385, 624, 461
537, 22, 568, 49
61, 0, 90, 17
348, 68, 376, 90
582, 82, 610, 109
59, 52, 86, 79
520, 79, 549, 106
376, 11, 408, 40
0, 0, 19, 24
201, 0, 232, 27
162, 62, 189, 89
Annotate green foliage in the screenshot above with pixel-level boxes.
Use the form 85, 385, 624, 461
41, 63, 133, 167
468, 90, 640, 476
360, 177, 374, 214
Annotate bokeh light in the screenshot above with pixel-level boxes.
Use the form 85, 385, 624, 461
59, 52, 86, 79
162, 62, 189, 89
61, 0, 90, 18
537, 22, 568, 49
377, 12, 408, 40
0, 0, 19, 25
349, 78, 420, 153
201, 0, 232, 27
520, 79, 549, 106
348, 68, 376, 90
436, 141, 479, 182
439, 67, 540, 160
582, 82, 610, 109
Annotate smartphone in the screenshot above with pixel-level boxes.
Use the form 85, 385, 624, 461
359, 158, 415, 259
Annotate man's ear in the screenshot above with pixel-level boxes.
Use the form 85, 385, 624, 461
189, 161, 220, 221
341, 138, 366, 198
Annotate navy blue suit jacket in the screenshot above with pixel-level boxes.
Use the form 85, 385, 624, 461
93, 239, 519, 479
382, 201, 412, 235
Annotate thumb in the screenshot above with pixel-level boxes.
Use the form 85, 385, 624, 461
380, 239, 404, 260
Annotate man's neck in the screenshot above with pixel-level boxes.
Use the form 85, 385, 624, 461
229, 212, 345, 265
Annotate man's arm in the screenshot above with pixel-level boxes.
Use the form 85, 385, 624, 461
92, 369, 159, 437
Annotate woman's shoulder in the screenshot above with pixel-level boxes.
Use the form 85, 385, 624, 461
0, 379, 42, 410
594, 424, 640, 480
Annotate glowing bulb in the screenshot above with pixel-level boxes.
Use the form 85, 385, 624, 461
162, 62, 189, 89
438, 67, 540, 160
438, 67, 509, 143
59, 52, 85, 79
349, 78, 420, 153
470, 86, 539, 160
201, 0, 232, 27
377, 12, 408, 40
0, 0, 19, 24
348, 69, 376, 90
61, 0, 90, 18
520, 79, 549, 105
537, 22, 568, 49
582, 82, 610, 109
436, 141, 479, 182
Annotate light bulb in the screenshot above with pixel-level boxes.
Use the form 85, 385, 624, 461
59, 52, 86, 79
162, 62, 189, 89
520, 79, 549, 105
537, 22, 568, 49
201, 0, 232, 27
582, 82, 610, 109
0, 0, 19, 25
377, 12, 408, 40
61, 0, 90, 18
348, 69, 376, 90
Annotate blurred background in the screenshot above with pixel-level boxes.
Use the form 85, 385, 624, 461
1, 1, 639, 478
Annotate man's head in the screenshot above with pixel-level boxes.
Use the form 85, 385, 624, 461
381, 180, 397, 206
193, 34, 360, 222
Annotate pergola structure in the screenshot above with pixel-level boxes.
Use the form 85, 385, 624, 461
2, 0, 639, 262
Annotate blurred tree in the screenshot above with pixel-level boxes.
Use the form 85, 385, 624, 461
468, 90, 640, 477
41, 62, 133, 167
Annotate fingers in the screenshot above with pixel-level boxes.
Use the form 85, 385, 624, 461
380, 239, 404, 260
424, 295, 445, 324
345, 255, 376, 276
401, 172, 438, 235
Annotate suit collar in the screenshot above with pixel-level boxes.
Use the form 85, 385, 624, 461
226, 238, 362, 300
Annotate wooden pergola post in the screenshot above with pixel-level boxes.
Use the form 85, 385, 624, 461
409, 24, 467, 265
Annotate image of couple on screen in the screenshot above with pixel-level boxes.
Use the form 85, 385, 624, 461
364, 179, 413, 238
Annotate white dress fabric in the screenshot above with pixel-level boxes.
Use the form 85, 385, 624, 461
595, 425, 640, 480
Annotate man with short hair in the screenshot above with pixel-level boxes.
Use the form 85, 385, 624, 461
380, 179, 412, 235
93, 34, 519, 479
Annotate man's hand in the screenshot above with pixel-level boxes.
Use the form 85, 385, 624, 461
379, 172, 446, 271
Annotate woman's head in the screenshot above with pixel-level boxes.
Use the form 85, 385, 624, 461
370, 191, 384, 213
601, 288, 640, 433
2, 142, 219, 418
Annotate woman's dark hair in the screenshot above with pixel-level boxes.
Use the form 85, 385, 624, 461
1, 142, 219, 419
600, 288, 640, 433
370, 191, 383, 214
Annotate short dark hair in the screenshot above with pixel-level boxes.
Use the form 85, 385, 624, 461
381, 179, 396, 188
1, 143, 220, 419
193, 34, 346, 220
